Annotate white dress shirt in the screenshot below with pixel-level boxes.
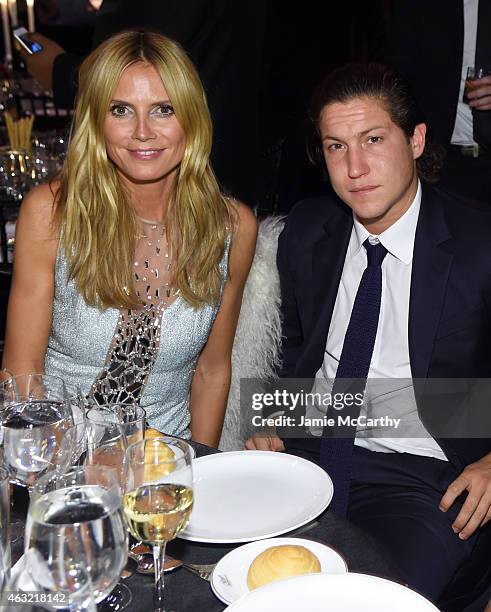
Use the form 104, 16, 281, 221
451, 0, 479, 146
311, 181, 447, 461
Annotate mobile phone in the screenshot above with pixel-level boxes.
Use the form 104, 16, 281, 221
13, 27, 43, 54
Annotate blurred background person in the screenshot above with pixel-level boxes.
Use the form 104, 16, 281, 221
379, 0, 491, 204
18, 0, 267, 208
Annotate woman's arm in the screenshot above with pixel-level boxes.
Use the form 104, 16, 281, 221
189, 202, 257, 447
2, 183, 59, 374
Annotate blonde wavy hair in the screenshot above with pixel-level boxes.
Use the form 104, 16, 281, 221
54, 29, 231, 310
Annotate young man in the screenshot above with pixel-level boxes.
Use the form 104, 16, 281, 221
247, 64, 491, 601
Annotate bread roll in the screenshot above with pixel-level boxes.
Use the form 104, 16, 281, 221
145, 427, 163, 439
143, 437, 175, 480
247, 545, 321, 590
127, 426, 161, 447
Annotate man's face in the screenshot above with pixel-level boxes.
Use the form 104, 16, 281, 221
319, 96, 426, 232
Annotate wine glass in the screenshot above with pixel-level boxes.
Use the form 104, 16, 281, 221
0, 374, 71, 412
0, 374, 75, 491
0, 369, 23, 544
26, 465, 128, 611
122, 437, 194, 612
68, 389, 86, 427
66, 421, 132, 610
0, 465, 11, 591
86, 405, 146, 446
87, 406, 146, 557
85, 416, 128, 486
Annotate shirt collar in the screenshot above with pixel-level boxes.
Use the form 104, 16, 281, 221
348, 180, 422, 265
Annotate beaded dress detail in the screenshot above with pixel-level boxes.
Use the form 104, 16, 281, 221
45, 222, 229, 438
89, 219, 179, 406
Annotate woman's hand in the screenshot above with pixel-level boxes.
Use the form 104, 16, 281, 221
245, 431, 285, 452
16, 33, 64, 92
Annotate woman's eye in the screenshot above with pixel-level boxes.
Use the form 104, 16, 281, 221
110, 104, 130, 117
367, 136, 382, 144
153, 104, 174, 117
327, 143, 344, 152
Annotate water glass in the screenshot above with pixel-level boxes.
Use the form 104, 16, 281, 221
27, 465, 128, 610
0, 466, 11, 591
0, 374, 78, 489
1, 402, 75, 489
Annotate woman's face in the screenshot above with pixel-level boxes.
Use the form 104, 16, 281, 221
104, 62, 186, 186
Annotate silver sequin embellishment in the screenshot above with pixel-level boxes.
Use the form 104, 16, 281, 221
90, 219, 179, 405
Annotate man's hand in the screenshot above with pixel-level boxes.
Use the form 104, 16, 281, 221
467, 75, 491, 111
16, 33, 64, 92
439, 452, 491, 540
245, 431, 285, 452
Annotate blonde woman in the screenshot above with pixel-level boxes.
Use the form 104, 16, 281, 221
3, 30, 257, 447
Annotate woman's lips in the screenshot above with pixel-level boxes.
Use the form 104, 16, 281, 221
128, 149, 163, 160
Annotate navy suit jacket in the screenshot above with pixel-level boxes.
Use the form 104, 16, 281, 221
277, 183, 491, 469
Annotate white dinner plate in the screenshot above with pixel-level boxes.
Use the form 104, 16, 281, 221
180, 451, 333, 543
224, 573, 440, 611
211, 537, 348, 605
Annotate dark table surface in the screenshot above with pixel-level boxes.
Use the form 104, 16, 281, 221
11, 442, 402, 611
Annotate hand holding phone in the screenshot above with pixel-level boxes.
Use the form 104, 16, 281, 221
12, 31, 64, 91
13, 27, 44, 54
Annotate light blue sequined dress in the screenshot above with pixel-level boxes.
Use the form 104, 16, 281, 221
45, 220, 229, 438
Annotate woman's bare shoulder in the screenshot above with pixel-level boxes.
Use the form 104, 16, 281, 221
225, 199, 257, 283
18, 181, 61, 239
226, 198, 257, 239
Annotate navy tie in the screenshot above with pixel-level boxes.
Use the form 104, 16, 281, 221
320, 239, 388, 516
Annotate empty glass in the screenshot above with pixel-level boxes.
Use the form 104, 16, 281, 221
86, 405, 146, 445
85, 416, 127, 487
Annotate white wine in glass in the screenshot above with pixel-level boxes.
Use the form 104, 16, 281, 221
122, 437, 194, 612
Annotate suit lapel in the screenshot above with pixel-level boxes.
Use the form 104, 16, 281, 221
409, 188, 454, 379
310, 209, 352, 339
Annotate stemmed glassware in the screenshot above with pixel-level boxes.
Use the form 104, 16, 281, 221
0, 130, 67, 202
0, 374, 78, 542
86, 405, 146, 447
26, 465, 128, 611
0, 374, 75, 491
64, 419, 132, 610
0, 368, 23, 544
0, 465, 11, 591
84, 416, 128, 482
122, 437, 194, 612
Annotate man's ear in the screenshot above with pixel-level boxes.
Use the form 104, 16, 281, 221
411, 123, 427, 160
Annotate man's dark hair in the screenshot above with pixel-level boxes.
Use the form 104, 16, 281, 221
308, 63, 444, 183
